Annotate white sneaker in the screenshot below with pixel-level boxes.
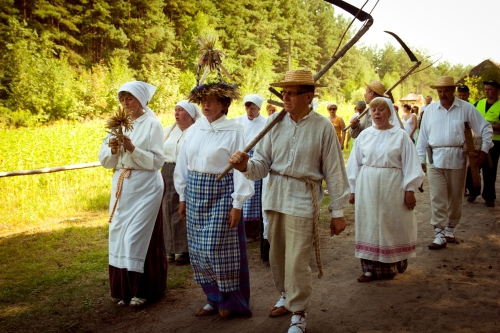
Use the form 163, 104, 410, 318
288, 311, 307, 333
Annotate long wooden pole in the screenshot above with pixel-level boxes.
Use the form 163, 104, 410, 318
0, 162, 101, 178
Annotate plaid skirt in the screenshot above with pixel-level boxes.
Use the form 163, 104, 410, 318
186, 171, 248, 292
243, 150, 262, 222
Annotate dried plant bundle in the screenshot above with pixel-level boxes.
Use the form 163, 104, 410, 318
105, 106, 134, 155
188, 82, 240, 104
197, 35, 225, 72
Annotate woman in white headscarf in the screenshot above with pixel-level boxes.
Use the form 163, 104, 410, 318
98, 81, 167, 306
162, 100, 201, 265
346, 97, 425, 282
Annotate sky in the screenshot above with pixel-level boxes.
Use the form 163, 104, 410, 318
335, 0, 499, 67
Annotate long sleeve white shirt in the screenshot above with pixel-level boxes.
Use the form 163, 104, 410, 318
416, 97, 493, 169
346, 126, 425, 193
173, 116, 254, 209
242, 110, 350, 219
163, 124, 186, 163
235, 114, 267, 149
98, 113, 165, 170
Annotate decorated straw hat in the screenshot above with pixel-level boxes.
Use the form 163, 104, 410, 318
430, 76, 458, 89
270, 69, 326, 87
364, 80, 389, 97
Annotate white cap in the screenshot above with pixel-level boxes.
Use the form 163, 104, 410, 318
243, 94, 265, 109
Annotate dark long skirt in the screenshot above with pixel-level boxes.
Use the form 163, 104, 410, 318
161, 162, 188, 254
109, 201, 168, 303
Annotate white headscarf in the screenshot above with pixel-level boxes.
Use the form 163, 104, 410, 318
176, 100, 202, 121
243, 94, 265, 109
118, 81, 157, 118
311, 99, 319, 112
370, 97, 400, 127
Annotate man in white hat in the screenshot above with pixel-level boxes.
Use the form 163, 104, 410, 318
416, 76, 493, 249
349, 80, 403, 137
229, 69, 350, 333
236, 94, 267, 242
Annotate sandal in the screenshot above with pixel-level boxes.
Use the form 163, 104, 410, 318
357, 274, 373, 283
117, 300, 128, 306
129, 297, 147, 307
219, 308, 232, 319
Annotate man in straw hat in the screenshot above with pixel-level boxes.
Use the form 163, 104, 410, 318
349, 80, 404, 138
229, 69, 350, 333
416, 76, 493, 249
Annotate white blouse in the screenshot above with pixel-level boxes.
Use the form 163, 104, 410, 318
235, 114, 267, 148
98, 113, 165, 171
174, 116, 254, 209
346, 126, 425, 193
163, 124, 186, 163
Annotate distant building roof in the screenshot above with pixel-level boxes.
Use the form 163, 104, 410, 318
400, 93, 423, 102
457, 59, 500, 84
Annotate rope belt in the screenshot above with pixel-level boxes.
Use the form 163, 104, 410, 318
108, 168, 132, 223
269, 170, 324, 278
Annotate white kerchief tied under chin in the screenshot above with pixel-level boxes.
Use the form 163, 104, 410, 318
370, 97, 399, 127
118, 81, 157, 118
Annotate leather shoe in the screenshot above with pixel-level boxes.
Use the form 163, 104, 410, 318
486, 201, 495, 207
467, 195, 477, 203
195, 307, 217, 316
269, 305, 291, 318
219, 309, 232, 319
357, 274, 373, 283
428, 242, 447, 250
445, 236, 457, 243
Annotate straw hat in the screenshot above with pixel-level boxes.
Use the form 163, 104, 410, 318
430, 76, 457, 89
364, 81, 388, 97
270, 69, 326, 87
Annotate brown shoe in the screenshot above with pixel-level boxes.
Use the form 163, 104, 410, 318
195, 307, 217, 316
486, 201, 495, 207
428, 242, 447, 250
467, 195, 477, 202
219, 309, 232, 319
357, 274, 373, 283
269, 305, 291, 318
445, 236, 457, 243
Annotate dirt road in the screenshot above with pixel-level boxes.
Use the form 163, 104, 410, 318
99, 177, 500, 333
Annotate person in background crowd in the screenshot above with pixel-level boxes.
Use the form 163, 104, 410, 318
236, 94, 267, 242
467, 80, 500, 207
401, 103, 418, 143
162, 100, 201, 265
347, 97, 424, 282
457, 85, 472, 104
419, 95, 432, 129
416, 76, 492, 249
327, 103, 346, 150
99, 81, 167, 307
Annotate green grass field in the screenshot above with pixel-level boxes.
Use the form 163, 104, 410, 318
0, 104, 354, 331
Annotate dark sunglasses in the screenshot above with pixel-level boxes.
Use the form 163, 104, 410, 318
329, 107, 337, 111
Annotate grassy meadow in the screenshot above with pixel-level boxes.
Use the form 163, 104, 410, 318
0, 102, 354, 332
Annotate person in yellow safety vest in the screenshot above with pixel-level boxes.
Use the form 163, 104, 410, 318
466, 79, 500, 207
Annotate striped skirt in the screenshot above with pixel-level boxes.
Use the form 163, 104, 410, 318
186, 171, 249, 293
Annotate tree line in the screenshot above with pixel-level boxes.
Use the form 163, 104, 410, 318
0, 0, 474, 127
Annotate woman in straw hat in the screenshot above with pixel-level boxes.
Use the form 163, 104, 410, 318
161, 100, 202, 265
98, 81, 167, 307
174, 82, 254, 319
346, 97, 425, 282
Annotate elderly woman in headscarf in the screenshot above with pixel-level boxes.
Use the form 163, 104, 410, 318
236, 94, 266, 242
346, 97, 425, 282
174, 82, 254, 319
98, 81, 167, 306
162, 100, 201, 265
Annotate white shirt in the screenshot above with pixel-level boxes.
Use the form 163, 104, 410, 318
243, 111, 350, 219
416, 98, 493, 169
98, 112, 165, 170
163, 124, 186, 163
174, 116, 254, 209
346, 126, 425, 192
236, 114, 267, 148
